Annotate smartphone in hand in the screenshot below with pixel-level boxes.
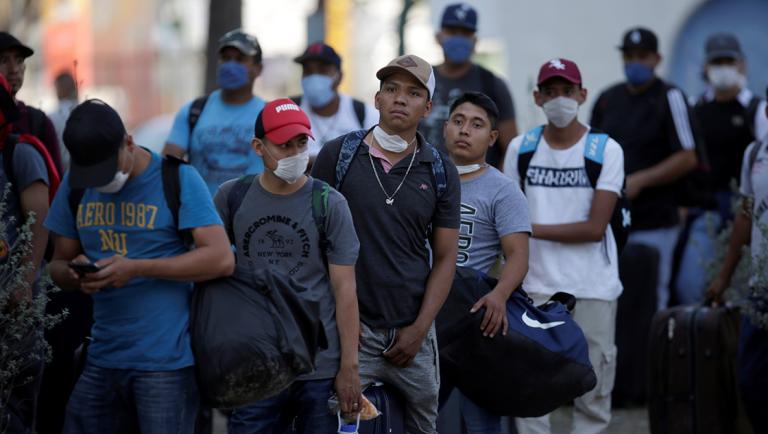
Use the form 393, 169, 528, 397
69, 261, 101, 276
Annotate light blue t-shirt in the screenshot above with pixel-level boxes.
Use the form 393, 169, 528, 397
166, 90, 266, 195
44, 152, 223, 370
458, 166, 531, 274
1, 142, 49, 251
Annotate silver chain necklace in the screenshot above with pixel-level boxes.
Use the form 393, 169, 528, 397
368, 136, 418, 206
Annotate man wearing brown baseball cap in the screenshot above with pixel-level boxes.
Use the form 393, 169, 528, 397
312, 54, 460, 433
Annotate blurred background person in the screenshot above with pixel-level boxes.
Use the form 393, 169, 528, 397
673, 33, 767, 305
48, 71, 78, 170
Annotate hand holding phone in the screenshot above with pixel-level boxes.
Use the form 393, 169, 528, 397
69, 261, 101, 276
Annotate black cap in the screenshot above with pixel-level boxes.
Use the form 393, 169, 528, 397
218, 29, 262, 63
705, 33, 743, 62
294, 42, 342, 69
619, 27, 658, 53
0, 32, 34, 58
64, 100, 127, 189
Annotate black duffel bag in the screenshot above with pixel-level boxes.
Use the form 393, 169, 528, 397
437, 266, 596, 417
191, 267, 327, 409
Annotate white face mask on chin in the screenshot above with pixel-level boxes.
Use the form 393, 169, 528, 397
271, 149, 310, 184
542, 96, 579, 128
456, 164, 485, 175
96, 151, 134, 194
707, 65, 746, 91
373, 125, 415, 153
96, 170, 130, 193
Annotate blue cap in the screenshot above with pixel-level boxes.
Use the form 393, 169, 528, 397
440, 3, 478, 32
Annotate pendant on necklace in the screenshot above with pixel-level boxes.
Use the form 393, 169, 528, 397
385, 198, 394, 205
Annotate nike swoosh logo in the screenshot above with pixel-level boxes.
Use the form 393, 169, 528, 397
521, 311, 565, 330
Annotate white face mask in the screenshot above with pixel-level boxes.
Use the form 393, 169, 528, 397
96, 150, 133, 193
707, 65, 746, 91
542, 96, 579, 128
96, 170, 130, 193
456, 164, 485, 175
269, 149, 310, 184
373, 125, 415, 153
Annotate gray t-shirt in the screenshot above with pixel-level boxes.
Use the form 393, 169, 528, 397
214, 176, 359, 381
419, 64, 515, 151
1, 141, 49, 249
458, 167, 531, 274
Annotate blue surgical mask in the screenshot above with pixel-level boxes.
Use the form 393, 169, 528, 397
624, 62, 654, 86
442, 36, 474, 64
217, 61, 250, 90
301, 74, 336, 108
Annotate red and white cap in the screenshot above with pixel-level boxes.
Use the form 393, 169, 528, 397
255, 98, 314, 144
537, 58, 582, 86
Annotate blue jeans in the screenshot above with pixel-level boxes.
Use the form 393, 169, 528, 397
62, 363, 199, 434
228, 379, 336, 434
675, 211, 722, 305
627, 226, 680, 310
459, 391, 501, 434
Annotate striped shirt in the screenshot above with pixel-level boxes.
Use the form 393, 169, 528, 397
591, 78, 697, 230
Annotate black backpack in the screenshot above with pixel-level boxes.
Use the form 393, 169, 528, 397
516, 126, 631, 254
67, 155, 193, 248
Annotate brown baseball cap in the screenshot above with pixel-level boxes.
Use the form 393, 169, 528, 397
376, 54, 435, 99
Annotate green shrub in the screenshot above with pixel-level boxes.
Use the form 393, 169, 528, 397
0, 185, 66, 431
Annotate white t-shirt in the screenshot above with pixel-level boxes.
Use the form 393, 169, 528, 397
502, 125, 624, 301
740, 136, 768, 272
300, 94, 378, 157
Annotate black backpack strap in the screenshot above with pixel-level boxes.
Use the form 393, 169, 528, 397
27, 107, 46, 139
516, 126, 545, 192
311, 178, 330, 266
2, 136, 17, 199
426, 144, 447, 199
582, 129, 610, 188
188, 95, 209, 134
334, 129, 368, 190
68, 188, 85, 223
186, 95, 209, 162
226, 175, 256, 246
352, 99, 366, 129
290, 95, 302, 106
161, 156, 193, 248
